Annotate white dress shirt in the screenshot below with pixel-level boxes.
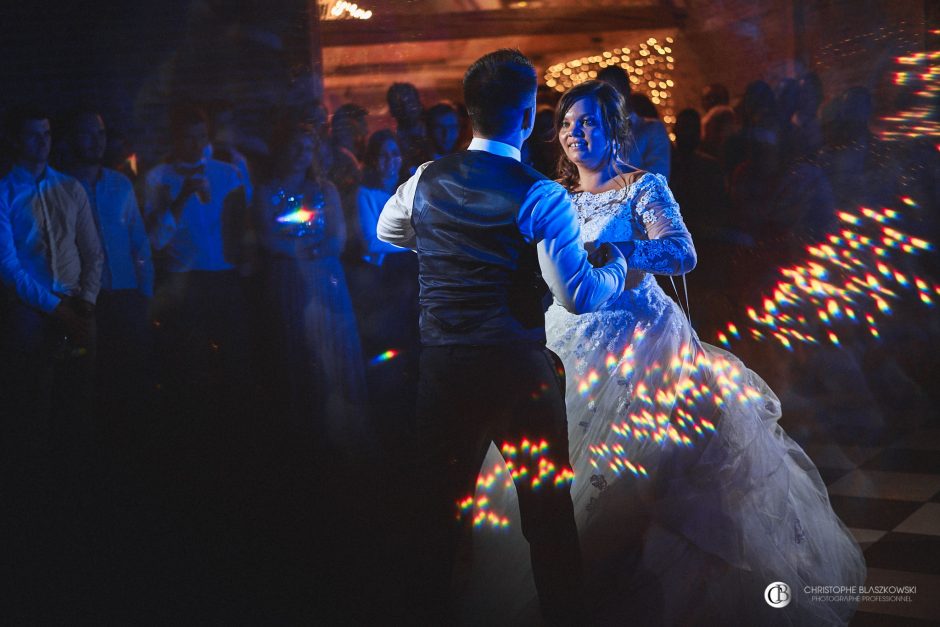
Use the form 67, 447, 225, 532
0, 164, 103, 312
143, 159, 244, 273
357, 185, 409, 266
377, 137, 628, 314
81, 168, 154, 296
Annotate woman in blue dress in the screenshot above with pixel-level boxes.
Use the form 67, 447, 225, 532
354, 130, 420, 446
254, 122, 367, 446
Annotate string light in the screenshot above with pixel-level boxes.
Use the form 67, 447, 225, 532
544, 37, 678, 132
320, 0, 373, 20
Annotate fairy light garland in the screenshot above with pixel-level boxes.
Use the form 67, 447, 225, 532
320, 0, 373, 20
544, 37, 677, 127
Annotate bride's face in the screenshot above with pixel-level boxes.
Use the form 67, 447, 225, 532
559, 97, 609, 172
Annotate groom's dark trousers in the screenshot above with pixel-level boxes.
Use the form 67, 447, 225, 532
377, 148, 621, 625
409, 343, 583, 625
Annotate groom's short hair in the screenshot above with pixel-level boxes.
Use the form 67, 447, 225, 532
463, 49, 537, 138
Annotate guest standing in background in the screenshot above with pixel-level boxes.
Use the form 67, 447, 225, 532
596, 65, 671, 177
670, 108, 729, 240
669, 107, 732, 336
424, 102, 461, 161
142, 104, 249, 413
0, 106, 102, 430
700, 105, 738, 165
63, 109, 153, 390
327, 103, 369, 261
387, 82, 427, 177
206, 101, 254, 204
254, 122, 367, 448
789, 73, 825, 162
0, 107, 103, 600
354, 129, 419, 452
701, 83, 731, 116
522, 105, 561, 179
62, 108, 154, 482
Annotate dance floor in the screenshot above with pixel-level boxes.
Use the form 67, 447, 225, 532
806, 427, 940, 625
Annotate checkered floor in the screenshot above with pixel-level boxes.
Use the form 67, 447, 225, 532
802, 428, 940, 625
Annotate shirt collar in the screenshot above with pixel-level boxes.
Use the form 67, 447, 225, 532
468, 137, 521, 162
9, 163, 49, 185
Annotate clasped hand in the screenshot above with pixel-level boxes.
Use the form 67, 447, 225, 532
52, 296, 95, 349
584, 240, 615, 268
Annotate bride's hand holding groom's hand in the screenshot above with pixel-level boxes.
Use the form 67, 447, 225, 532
585, 240, 615, 268
585, 240, 633, 269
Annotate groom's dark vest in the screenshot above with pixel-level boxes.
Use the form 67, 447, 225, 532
412, 150, 549, 346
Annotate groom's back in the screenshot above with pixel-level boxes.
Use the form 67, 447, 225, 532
412, 150, 548, 346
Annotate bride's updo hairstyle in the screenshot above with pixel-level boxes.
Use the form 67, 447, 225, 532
554, 80, 633, 191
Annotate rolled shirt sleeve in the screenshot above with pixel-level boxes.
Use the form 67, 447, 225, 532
377, 162, 432, 249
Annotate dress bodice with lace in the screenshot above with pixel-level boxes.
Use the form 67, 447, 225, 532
546, 171, 696, 377
575, 171, 696, 287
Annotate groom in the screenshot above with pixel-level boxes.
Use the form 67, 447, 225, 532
378, 49, 628, 624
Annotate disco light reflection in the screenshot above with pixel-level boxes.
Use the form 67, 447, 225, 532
717, 199, 936, 351
460, 331, 766, 530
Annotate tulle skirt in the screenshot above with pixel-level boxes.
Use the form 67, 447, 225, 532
458, 276, 866, 626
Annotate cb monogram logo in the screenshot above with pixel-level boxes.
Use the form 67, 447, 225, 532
764, 582, 792, 608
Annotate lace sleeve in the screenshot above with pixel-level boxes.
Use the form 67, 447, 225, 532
628, 174, 696, 275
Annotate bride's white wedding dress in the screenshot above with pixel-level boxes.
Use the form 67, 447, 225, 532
458, 171, 866, 626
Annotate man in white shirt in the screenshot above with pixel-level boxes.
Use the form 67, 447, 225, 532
0, 106, 103, 494
63, 108, 155, 427
143, 105, 248, 402
378, 49, 628, 625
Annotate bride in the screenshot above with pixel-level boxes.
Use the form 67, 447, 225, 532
459, 80, 866, 626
